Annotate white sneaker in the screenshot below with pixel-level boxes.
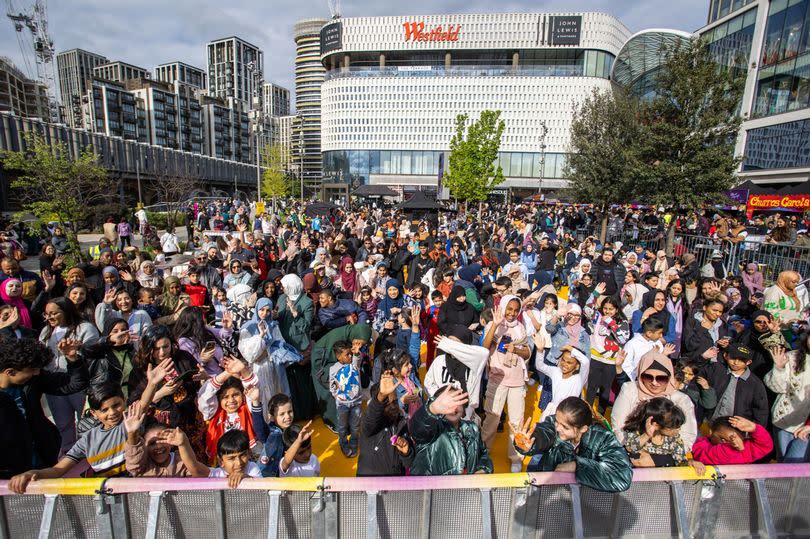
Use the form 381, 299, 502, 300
511, 463, 523, 473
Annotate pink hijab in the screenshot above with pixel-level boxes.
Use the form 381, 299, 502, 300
0, 278, 32, 328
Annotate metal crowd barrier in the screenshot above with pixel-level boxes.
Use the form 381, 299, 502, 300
1, 464, 808, 538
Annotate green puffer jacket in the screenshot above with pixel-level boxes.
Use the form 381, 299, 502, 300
410, 398, 493, 476
517, 416, 632, 492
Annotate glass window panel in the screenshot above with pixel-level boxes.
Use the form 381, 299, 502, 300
744, 8, 758, 27
380, 150, 391, 174
727, 14, 744, 34
391, 151, 401, 173
425, 152, 435, 175
521, 153, 533, 177
401, 151, 412, 175
370, 150, 380, 174
789, 56, 810, 110
510, 153, 522, 176
543, 154, 557, 178
781, 2, 807, 59
763, 8, 787, 65
585, 51, 598, 77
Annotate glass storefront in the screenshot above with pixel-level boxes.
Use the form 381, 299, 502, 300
742, 118, 810, 170
323, 150, 568, 185
707, 0, 756, 24
704, 7, 757, 80
753, 0, 810, 117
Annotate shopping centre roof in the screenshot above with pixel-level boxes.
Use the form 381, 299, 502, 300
611, 29, 693, 98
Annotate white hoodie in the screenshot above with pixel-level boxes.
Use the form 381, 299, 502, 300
424, 337, 489, 420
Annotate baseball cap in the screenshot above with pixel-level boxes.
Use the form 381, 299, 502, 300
726, 343, 753, 361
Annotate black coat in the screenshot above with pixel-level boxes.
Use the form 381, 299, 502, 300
82, 337, 133, 395
0, 359, 88, 478
699, 362, 769, 426
437, 301, 477, 337
357, 396, 414, 477
682, 317, 729, 364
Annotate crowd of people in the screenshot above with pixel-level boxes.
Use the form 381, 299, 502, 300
1, 199, 809, 495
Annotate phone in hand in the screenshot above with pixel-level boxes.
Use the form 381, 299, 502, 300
202, 340, 216, 354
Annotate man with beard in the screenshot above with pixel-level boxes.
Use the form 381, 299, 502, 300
357, 362, 415, 476
406, 242, 434, 289
192, 250, 223, 289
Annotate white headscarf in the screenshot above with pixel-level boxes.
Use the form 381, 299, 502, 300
281, 274, 304, 302
226, 283, 252, 307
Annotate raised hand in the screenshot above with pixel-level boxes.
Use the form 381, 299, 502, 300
123, 401, 146, 434
58, 338, 83, 361
410, 305, 421, 327
729, 416, 757, 433
0, 307, 19, 329
662, 343, 676, 356
429, 387, 468, 416
246, 385, 261, 406
378, 370, 399, 399
119, 270, 134, 282
41, 270, 56, 292
771, 346, 790, 370
297, 420, 314, 442
595, 282, 607, 295
223, 356, 248, 377
510, 416, 536, 452
695, 376, 710, 390
156, 427, 188, 447
103, 287, 118, 305
146, 358, 175, 386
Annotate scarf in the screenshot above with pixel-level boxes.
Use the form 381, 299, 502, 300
161, 276, 182, 312
0, 279, 31, 328
66, 267, 86, 284
136, 261, 161, 289
339, 255, 358, 293
280, 274, 304, 302
103, 266, 120, 292
498, 294, 521, 329
564, 304, 584, 347
252, 297, 276, 326
776, 271, 800, 300
636, 350, 678, 401
378, 278, 404, 319
742, 266, 764, 294
205, 402, 257, 465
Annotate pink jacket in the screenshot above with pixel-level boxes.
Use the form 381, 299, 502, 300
691, 424, 773, 465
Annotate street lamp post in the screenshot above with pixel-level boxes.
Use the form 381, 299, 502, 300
537, 120, 548, 197
246, 61, 265, 203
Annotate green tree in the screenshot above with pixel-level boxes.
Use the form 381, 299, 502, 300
443, 110, 506, 208
563, 88, 643, 243
637, 38, 744, 252
260, 143, 291, 211
1, 132, 112, 262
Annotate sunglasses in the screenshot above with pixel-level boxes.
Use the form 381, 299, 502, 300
640, 373, 670, 385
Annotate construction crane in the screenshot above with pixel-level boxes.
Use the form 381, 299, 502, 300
327, 0, 340, 19
6, 0, 59, 122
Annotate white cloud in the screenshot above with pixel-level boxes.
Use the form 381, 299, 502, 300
1, 0, 709, 105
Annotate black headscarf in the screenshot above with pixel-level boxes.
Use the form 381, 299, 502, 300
444, 326, 474, 392
642, 289, 672, 330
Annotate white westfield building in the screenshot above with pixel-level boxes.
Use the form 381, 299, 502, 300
317, 12, 633, 199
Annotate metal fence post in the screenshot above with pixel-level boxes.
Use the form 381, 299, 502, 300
144, 491, 163, 539
0, 498, 9, 539
512, 483, 541, 539
479, 488, 493, 539
367, 490, 378, 539
669, 482, 690, 539
214, 490, 227, 539
752, 478, 777, 539
37, 494, 58, 539
94, 493, 114, 539
418, 489, 432, 539
266, 491, 281, 539
691, 472, 724, 539
568, 484, 585, 539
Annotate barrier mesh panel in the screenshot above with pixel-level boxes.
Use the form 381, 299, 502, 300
609, 481, 677, 537
377, 490, 424, 539
3, 494, 44, 539
765, 477, 810, 538
338, 491, 366, 539
491, 487, 515, 538
534, 484, 573, 538
713, 479, 758, 538
124, 492, 150, 539
50, 496, 100, 539
224, 490, 269, 537
581, 488, 617, 537
157, 490, 221, 538
278, 491, 313, 538
430, 488, 482, 537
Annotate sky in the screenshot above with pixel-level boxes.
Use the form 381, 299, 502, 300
1, 0, 709, 107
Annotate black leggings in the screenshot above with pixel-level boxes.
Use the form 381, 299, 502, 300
587, 361, 616, 414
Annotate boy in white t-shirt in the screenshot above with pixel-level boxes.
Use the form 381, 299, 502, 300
279, 422, 321, 477
207, 430, 262, 488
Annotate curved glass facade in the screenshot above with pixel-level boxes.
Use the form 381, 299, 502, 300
753, 0, 810, 117
323, 150, 568, 184
612, 30, 691, 99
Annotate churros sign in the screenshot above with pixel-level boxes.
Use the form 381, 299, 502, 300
747, 194, 810, 210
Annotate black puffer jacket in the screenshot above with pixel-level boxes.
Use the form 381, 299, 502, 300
357, 393, 414, 477
0, 359, 88, 478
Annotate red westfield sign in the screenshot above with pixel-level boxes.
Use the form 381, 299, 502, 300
403, 22, 461, 42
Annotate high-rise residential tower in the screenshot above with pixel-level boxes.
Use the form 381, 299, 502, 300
56, 48, 108, 127
206, 37, 264, 109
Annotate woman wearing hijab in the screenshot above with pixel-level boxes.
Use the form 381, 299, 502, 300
135, 260, 162, 290
456, 263, 486, 312
437, 284, 478, 340
373, 278, 405, 332
335, 255, 359, 299
735, 310, 784, 379
520, 244, 538, 284
277, 274, 318, 420
764, 271, 803, 323
156, 275, 189, 325
611, 350, 697, 448
0, 278, 40, 330
742, 263, 765, 296
542, 302, 592, 410
631, 289, 676, 345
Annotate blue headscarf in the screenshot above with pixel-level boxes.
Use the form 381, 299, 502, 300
378, 278, 404, 320
252, 297, 277, 327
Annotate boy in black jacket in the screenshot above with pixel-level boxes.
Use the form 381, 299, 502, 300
700, 343, 769, 427
0, 337, 87, 479
356, 370, 414, 476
